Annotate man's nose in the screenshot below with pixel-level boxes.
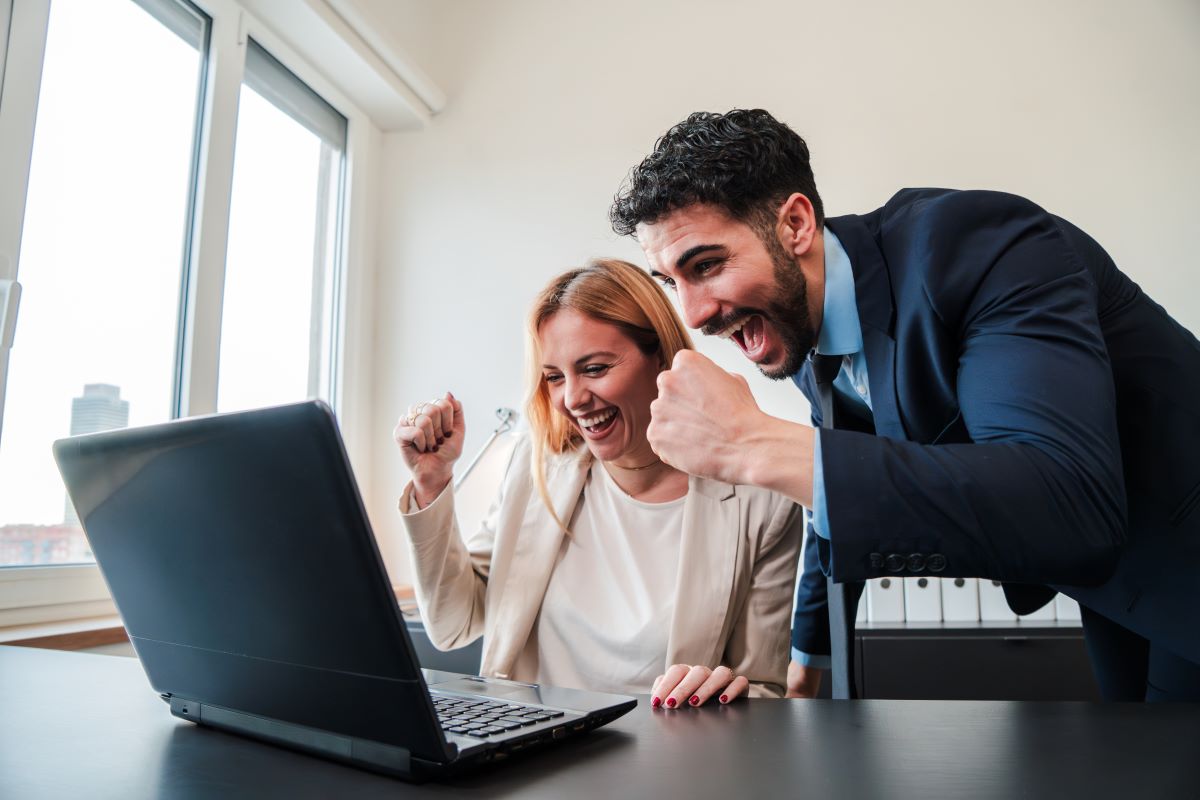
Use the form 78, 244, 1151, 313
677, 285, 719, 331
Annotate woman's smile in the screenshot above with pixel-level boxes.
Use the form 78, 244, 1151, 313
539, 308, 662, 466
577, 407, 619, 438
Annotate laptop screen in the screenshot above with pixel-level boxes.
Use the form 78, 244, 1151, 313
54, 401, 447, 757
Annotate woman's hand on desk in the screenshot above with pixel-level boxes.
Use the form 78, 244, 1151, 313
394, 392, 465, 508
650, 664, 749, 709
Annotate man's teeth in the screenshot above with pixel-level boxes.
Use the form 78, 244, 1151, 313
579, 408, 617, 429
717, 317, 750, 340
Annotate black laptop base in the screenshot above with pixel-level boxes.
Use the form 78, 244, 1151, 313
167, 686, 636, 781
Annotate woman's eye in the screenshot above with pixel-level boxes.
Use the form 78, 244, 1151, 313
583, 365, 610, 376
544, 373, 563, 384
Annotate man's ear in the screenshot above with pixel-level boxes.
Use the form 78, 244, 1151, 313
776, 193, 818, 258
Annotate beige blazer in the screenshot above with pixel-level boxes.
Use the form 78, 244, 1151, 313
399, 435, 804, 697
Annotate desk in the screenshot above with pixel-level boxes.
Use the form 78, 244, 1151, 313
1, 646, 1194, 799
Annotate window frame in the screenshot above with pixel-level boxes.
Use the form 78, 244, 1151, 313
0, 0, 376, 626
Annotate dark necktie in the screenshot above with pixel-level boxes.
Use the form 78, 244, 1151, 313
811, 353, 842, 426
811, 353, 858, 699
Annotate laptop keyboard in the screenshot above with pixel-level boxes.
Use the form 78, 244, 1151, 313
432, 694, 566, 738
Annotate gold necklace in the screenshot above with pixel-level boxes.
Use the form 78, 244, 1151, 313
609, 457, 662, 471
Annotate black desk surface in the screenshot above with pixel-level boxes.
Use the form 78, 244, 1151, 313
1, 646, 1194, 799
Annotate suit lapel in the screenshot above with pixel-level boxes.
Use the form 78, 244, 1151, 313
827, 215, 909, 441
665, 476, 741, 668
485, 450, 589, 677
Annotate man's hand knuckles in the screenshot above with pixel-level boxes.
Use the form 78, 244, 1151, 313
672, 350, 695, 368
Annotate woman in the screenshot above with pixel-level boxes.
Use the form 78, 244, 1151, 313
394, 259, 803, 706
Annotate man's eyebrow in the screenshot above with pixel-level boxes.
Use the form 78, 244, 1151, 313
675, 244, 725, 270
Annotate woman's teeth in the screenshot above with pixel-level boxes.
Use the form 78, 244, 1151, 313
579, 408, 617, 429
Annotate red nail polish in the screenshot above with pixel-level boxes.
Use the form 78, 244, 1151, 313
437, 437, 444, 445
431, 445, 439, 452
651, 696, 661, 708
720, 694, 729, 704
689, 695, 699, 706
666, 697, 676, 708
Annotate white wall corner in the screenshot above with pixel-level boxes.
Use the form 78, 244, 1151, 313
239, 0, 444, 131
335, 121, 410, 584
321, 0, 445, 114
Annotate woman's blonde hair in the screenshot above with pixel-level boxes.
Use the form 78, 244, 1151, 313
525, 258, 694, 530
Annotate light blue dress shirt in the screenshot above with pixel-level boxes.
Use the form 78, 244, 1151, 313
792, 227, 874, 670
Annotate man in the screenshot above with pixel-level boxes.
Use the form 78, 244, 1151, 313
610, 108, 1200, 701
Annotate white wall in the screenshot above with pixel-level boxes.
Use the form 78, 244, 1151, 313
354, 0, 1200, 583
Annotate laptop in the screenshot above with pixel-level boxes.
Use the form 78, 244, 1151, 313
53, 400, 636, 781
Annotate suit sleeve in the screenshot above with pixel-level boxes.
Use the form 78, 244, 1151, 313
398, 438, 523, 651
821, 196, 1126, 585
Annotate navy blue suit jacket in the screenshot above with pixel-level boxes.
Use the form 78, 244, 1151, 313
791, 188, 1200, 665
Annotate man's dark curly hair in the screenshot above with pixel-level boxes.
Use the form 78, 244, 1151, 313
610, 109, 823, 238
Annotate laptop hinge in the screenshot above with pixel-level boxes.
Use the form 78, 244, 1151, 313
170, 697, 413, 775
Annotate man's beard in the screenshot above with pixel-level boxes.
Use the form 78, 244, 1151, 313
700, 233, 814, 381
761, 235, 815, 380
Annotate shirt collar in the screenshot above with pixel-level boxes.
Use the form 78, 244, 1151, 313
815, 226, 862, 357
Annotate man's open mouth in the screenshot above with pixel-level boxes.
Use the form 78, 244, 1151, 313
717, 314, 768, 361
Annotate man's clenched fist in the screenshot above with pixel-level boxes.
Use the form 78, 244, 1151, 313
648, 350, 767, 485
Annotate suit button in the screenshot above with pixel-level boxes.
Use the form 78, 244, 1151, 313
927, 554, 947, 573
884, 553, 906, 573
907, 553, 926, 573
869, 552, 884, 570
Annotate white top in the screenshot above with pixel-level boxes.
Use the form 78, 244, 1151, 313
532, 460, 686, 695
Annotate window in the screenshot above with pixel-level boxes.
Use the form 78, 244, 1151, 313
0, 0, 362, 626
217, 40, 345, 412
0, 0, 207, 569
